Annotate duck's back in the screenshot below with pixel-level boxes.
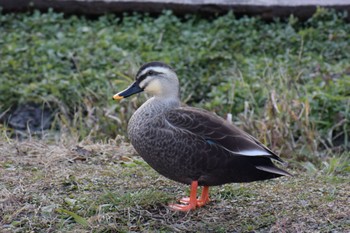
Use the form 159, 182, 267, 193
128, 100, 290, 186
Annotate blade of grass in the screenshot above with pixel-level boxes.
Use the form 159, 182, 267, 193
56, 208, 89, 227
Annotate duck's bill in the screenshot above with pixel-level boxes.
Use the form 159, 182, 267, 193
113, 81, 143, 100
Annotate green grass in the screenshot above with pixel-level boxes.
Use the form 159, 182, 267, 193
0, 8, 349, 160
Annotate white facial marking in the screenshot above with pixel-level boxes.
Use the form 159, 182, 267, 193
138, 66, 172, 78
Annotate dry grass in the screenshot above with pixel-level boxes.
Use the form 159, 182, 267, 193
0, 136, 349, 232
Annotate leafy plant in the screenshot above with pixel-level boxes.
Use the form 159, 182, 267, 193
0, 8, 349, 157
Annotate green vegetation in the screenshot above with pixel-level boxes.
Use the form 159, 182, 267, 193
0, 8, 349, 232
1, 8, 349, 157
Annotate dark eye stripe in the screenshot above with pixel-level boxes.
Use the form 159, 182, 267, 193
137, 73, 149, 83
136, 70, 163, 83
135, 62, 173, 78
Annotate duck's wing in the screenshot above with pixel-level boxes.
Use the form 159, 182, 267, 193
164, 107, 286, 164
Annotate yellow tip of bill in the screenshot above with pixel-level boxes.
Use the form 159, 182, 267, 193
113, 94, 124, 100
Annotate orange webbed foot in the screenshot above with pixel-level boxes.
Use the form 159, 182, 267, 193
168, 182, 210, 211
179, 197, 191, 204
168, 202, 197, 211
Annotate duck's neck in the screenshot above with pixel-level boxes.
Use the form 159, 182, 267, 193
145, 96, 180, 113
128, 95, 180, 139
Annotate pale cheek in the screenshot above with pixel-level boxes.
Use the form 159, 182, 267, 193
145, 80, 162, 95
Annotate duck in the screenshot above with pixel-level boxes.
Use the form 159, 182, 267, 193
113, 61, 292, 211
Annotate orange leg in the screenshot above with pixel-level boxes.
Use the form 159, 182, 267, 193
198, 186, 210, 207
179, 186, 210, 206
169, 181, 210, 211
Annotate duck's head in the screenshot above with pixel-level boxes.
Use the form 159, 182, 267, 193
113, 62, 180, 100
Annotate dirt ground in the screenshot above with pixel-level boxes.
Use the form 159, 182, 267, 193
0, 137, 349, 232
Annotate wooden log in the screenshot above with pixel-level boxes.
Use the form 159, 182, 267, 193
0, 0, 349, 20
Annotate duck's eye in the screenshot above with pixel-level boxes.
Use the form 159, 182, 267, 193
147, 70, 155, 76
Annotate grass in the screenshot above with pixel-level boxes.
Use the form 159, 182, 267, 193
0, 8, 349, 157
0, 136, 349, 232
0, 7, 350, 232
